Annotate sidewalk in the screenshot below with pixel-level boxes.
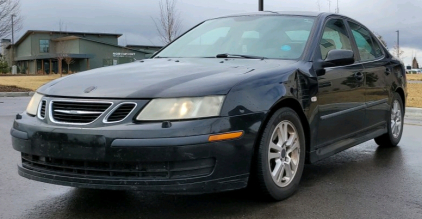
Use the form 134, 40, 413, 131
405, 107, 422, 118
0, 92, 34, 97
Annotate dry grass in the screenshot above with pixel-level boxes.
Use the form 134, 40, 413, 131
0, 75, 61, 91
406, 74, 422, 81
407, 83, 422, 108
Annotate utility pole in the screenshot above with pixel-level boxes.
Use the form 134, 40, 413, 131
11, 14, 16, 65
336, 0, 339, 13
396, 30, 400, 59
259, 0, 263, 11
327, 0, 331, 12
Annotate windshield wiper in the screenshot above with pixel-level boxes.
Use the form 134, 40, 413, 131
215, 53, 266, 59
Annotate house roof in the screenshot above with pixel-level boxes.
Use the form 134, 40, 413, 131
14, 53, 95, 61
14, 30, 123, 47
48, 35, 154, 54
51, 36, 80, 41
79, 37, 153, 54
126, 44, 163, 49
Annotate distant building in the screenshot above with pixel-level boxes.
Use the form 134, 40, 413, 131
126, 45, 162, 58
412, 57, 419, 69
1, 30, 157, 74
1, 39, 11, 56
126, 44, 162, 52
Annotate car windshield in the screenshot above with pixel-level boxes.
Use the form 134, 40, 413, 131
155, 15, 316, 59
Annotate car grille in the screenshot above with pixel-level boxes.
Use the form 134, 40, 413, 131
51, 101, 112, 124
21, 153, 215, 179
38, 100, 46, 119
105, 103, 136, 122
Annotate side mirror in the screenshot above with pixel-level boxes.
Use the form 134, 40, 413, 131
323, 49, 355, 68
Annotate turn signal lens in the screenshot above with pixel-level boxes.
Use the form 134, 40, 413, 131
208, 131, 244, 142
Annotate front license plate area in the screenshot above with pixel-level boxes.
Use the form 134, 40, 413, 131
30, 132, 106, 159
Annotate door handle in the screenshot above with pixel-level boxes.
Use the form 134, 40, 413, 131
354, 72, 364, 81
385, 68, 391, 75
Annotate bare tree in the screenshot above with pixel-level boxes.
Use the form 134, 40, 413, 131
375, 33, 387, 48
0, 0, 23, 39
55, 41, 66, 77
392, 44, 404, 59
64, 56, 74, 74
152, 0, 182, 44
55, 20, 68, 77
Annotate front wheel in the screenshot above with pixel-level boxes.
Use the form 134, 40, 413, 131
255, 107, 306, 201
374, 93, 404, 147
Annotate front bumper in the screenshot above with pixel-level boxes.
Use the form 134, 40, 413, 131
11, 112, 265, 194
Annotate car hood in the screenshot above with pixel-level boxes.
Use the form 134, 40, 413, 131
38, 58, 297, 99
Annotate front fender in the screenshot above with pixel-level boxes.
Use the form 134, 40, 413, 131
224, 69, 301, 117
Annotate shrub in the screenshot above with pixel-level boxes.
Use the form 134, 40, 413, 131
0, 58, 9, 73
18, 65, 27, 74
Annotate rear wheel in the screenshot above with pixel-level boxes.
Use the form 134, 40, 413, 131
374, 93, 404, 147
255, 107, 306, 201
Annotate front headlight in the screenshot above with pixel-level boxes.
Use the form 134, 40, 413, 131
26, 93, 44, 116
136, 96, 225, 121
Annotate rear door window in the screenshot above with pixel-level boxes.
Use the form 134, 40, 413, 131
348, 21, 384, 61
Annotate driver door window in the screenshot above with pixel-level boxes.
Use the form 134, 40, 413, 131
320, 19, 353, 59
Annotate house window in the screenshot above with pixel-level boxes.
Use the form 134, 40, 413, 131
40, 40, 49, 53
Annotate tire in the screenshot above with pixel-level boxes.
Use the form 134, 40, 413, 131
255, 107, 306, 201
374, 92, 404, 147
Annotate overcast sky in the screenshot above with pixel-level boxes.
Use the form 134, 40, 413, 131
17, 0, 422, 65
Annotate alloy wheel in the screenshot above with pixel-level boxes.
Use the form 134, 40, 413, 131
391, 100, 402, 138
268, 120, 300, 187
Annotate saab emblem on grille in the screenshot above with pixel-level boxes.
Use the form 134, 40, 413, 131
67, 110, 79, 114
84, 86, 97, 93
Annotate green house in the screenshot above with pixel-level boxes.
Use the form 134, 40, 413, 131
2, 30, 157, 74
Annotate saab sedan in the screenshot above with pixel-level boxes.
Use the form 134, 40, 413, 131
11, 11, 406, 201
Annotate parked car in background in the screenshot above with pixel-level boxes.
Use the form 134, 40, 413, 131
407, 69, 422, 74
11, 11, 406, 201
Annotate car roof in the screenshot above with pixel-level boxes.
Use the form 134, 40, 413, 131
215, 11, 326, 19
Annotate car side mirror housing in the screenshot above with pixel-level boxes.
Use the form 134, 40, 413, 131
323, 49, 355, 68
